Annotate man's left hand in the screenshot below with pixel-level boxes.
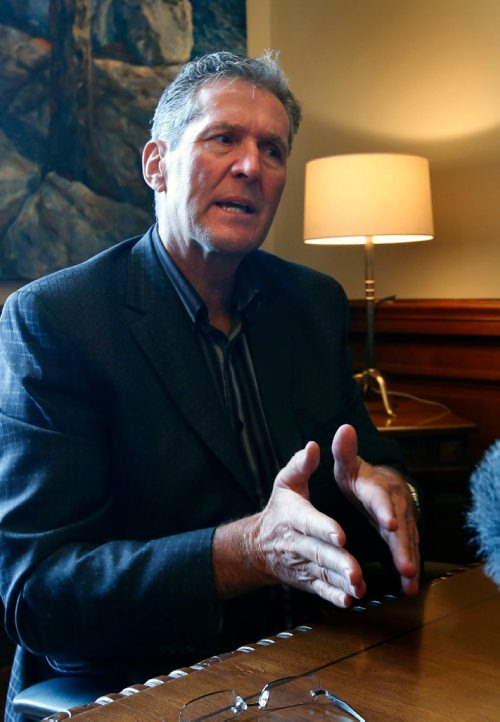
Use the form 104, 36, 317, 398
332, 424, 420, 596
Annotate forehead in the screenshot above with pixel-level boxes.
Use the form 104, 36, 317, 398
188, 78, 290, 142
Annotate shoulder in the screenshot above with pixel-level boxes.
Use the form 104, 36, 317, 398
0, 231, 155, 353
4, 231, 149, 317
248, 249, 348, 303
26, 233, 144, 298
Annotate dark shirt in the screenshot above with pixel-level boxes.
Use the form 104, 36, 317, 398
151, 226, 280, 506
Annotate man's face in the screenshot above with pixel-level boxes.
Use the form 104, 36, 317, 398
158, 79, 290, 260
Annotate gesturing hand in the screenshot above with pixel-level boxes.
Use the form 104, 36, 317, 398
332, 424, 420, 595
212, 429, 419, 606
253, 441, 366, 608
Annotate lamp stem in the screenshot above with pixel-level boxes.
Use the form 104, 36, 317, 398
364, 236, 376, 369
353, 236, 396, 417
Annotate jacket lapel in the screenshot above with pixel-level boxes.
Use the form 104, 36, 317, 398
124, 230, 257, 503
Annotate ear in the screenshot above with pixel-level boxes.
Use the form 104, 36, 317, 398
142, 140, 168, 192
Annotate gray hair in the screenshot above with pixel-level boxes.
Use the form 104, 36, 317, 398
150, 50, 302, 152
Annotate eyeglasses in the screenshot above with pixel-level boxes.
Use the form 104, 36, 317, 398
178, 673, 365, 721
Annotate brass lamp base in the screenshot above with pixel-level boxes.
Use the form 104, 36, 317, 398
354, 367, 396, 418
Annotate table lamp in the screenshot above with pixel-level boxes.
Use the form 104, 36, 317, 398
304, 153, 434, 417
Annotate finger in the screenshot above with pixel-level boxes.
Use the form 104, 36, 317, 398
280, 570, 353, 608
379, 508, 421, 595
290, 556, 364, 608
331, 424, 361, 488
396, 554, 420, 596
352, 468, 400, 531
275, 441, 320, 494
292, 535, 365, 595
402, 572, 420, 596
390, 523, 421, 594
308, 561, 366, 600
286, 495, 347, 547
309, 579, 357, 608
386, 530, 420, 580
298, 533, 361, 579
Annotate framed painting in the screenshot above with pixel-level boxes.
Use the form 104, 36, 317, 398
0, 0, 246, 283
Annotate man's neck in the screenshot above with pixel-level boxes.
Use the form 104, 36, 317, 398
161, 235, 243, 336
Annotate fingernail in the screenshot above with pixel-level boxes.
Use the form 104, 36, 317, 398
330, 532, 345, 547
342, 593, 353, 609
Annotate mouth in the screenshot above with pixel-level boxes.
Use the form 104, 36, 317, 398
215, 199, 256, 215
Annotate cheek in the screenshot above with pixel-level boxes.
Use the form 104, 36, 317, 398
167, 171, 197, 216
186, 159, 214, 202
267, 174, 286, 209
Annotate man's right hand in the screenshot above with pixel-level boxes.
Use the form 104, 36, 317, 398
212, 442, 366, 608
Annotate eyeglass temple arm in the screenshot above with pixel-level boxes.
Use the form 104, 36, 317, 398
311, 688, 365, 722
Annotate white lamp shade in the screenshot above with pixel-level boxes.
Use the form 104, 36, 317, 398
304, 153, 434, 245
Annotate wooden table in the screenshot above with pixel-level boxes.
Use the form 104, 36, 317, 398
366, 396, 477, 473
366, 396, 478, 562
67, 565, 500, 721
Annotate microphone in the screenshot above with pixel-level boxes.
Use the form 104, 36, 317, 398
468, 440, 500, 587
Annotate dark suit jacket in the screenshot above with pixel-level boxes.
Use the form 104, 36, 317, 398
0, 227, 404, 716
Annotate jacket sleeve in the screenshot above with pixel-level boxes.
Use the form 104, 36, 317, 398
0, 287, 221, 669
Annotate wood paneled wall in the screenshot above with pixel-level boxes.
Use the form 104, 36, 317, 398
349, 299, 500, 466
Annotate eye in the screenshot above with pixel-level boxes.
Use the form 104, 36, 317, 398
212, 133, 233, 145
261, 142, 284, 163
268, 146, 281, 159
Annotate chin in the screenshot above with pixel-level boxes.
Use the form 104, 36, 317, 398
219, 239, 264, 257
203, 231, 266, 257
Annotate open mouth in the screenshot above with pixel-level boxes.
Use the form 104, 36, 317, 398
216, 201, 255, 215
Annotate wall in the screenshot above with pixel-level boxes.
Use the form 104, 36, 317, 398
247, 0, 500, 300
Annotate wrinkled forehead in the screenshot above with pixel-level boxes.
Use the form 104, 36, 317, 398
187, 77, 291, 144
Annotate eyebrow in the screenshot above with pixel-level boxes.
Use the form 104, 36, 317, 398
202, 122, 289, 154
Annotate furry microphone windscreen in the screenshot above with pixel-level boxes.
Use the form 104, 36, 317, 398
468, 440, 500, 587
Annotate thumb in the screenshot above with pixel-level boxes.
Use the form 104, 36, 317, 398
332, 424, 362, 489
274, 441, 320, 498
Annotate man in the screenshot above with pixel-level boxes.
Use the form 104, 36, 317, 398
0, 51, 419, 720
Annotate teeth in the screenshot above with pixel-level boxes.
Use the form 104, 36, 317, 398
218, 202, 251, 214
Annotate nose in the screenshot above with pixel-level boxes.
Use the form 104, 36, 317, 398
231, 140, 261, 181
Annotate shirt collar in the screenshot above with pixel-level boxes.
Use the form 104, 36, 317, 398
152, 224, 264, 328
